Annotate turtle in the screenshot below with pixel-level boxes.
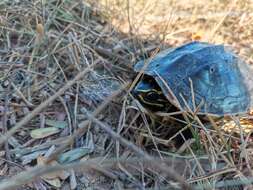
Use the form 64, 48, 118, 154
132, 41, 251, 116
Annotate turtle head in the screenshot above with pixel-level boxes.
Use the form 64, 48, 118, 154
132, 76, 169, 111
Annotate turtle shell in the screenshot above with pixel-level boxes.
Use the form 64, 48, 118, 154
134, 41, 251, 115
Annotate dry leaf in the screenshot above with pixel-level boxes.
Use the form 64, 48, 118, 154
36, 23, 44, 42
192, 31, 203, 41
43, 178, 61, 188
37, 156, 70, 180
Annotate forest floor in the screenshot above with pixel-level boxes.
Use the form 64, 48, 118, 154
0, 0, 253, 189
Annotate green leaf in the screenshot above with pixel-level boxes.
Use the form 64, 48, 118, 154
58, 148, 92, 164
46, 119, 67, 129
30, 127, 60, 139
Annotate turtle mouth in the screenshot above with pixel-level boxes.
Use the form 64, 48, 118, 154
207, 95, 250, 115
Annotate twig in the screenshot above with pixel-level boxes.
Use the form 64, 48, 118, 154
3, 83, 10, 161
0, 157, 190, 190
11, 82, 34, 108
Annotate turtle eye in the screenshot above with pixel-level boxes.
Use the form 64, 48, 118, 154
146, 91, 159, 101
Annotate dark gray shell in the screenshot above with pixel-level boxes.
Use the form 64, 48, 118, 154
134, 41, 251, 115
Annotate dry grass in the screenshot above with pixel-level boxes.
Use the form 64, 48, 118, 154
0, 0, 253, 189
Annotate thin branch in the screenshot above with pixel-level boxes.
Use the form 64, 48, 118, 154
0, 157, 189, 190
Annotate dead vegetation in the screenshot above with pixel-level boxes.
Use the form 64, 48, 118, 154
0, 0, 253, 189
